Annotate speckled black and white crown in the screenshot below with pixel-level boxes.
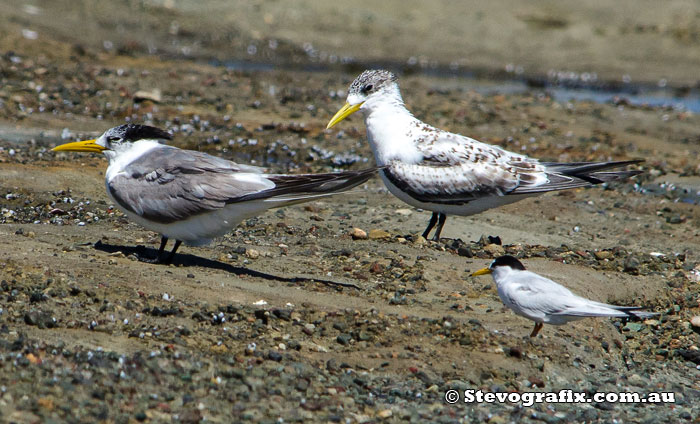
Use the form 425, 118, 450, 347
103, 124, 172, 142
348, 69, 398, 95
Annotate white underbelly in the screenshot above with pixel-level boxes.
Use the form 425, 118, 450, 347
107, 186, 278, 245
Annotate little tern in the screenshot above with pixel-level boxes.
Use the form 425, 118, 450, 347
53, 124, 377, 264
471, 255, 656, 337
327, 70, 642, 240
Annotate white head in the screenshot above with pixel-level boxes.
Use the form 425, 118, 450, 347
326, 69, 404, 129
52, 124, 172, 160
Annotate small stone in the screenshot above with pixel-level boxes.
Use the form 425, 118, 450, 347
395, 209, 412, 216
210, 344, 228, 354
413, 235, 427, 245
666, 214, 683, 224
336, 333, 352, 345
627, 373, 646, 387
24, 311, 56, 329
377, 409, 392, 419
245, 249, 260, 259
479, 235, 502, 246
690, 316, 700, 329
507, 346, 523, 358
267, 350, 283, 362
326, 358, 339, 371
369, 262, 384, 273
349, 228, 368, 240
457, 246, 473, 257
133, 89, 162, 103
368, 229, 391, 240
594, 250, 612, 260
484, 243, 505, 256
623, 256, 640, 273
623, 322, 643, 332
528, 376, 545, 388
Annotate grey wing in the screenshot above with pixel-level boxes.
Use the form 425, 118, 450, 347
388, 130, 641, 202
108, 147, 378, 223
500, 271, 578, 317
384, 131, 547, 204
107, 147, 274, 223
550, 298, 656, 318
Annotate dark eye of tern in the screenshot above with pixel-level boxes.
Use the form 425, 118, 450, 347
362, 83, 374, 93
106, 136, 120, 143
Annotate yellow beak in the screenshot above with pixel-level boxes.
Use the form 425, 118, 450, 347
470, 267, 492, 277
52, 139, 107, 153
326, 102, 363, 129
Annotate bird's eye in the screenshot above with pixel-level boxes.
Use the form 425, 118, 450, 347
106, 136, 120, 143
362, 83, 374, 93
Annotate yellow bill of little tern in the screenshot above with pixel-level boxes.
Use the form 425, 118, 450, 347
471, 255, 657, 337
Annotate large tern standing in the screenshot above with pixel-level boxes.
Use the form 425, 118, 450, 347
327, 70, 642, 240
471, 256, 656, 337
53, 124, 377, 264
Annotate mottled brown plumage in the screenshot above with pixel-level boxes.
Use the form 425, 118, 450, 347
328, 70, 643, 240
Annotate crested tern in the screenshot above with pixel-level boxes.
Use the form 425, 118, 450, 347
471, 255, 656, 337
327, 70, 642, 240
53, 124, 377, 264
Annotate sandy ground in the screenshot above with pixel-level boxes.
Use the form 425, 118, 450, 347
1, 1, 700, 423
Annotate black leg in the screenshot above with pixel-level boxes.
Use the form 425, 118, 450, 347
422, 212, 439, 239
157, 236, 168, 257
431, 213, 447, 241
163, 240, 182, 265
136, 236, 168, 264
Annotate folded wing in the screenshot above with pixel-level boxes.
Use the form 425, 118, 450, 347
108, 146, 376, 223
385, 130, 641, 204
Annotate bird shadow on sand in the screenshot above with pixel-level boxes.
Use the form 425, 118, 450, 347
93, 240, 360, 290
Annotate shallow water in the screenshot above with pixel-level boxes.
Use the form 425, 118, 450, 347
215, 59, 700, 113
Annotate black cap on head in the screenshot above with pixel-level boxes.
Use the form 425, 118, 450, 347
105, 124, 172, 142
490, 255, 526, 271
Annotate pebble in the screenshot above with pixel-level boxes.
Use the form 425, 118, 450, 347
594, 250, 612, 260
690, 316, 700, 329
245, 248, 260, 259
457, 246, 473, 257
377, 409, 393, 418
412, 235, 427, 245
349, 228, 368, 240
623, 256, 640, 273
24, 311, 57, 329
528, 376, 545, 388
368, 229, 391, 240
337, 333, 352, 345
624, 322, 643, 332
133, 89, 162, 103
484, 243, 505, 256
